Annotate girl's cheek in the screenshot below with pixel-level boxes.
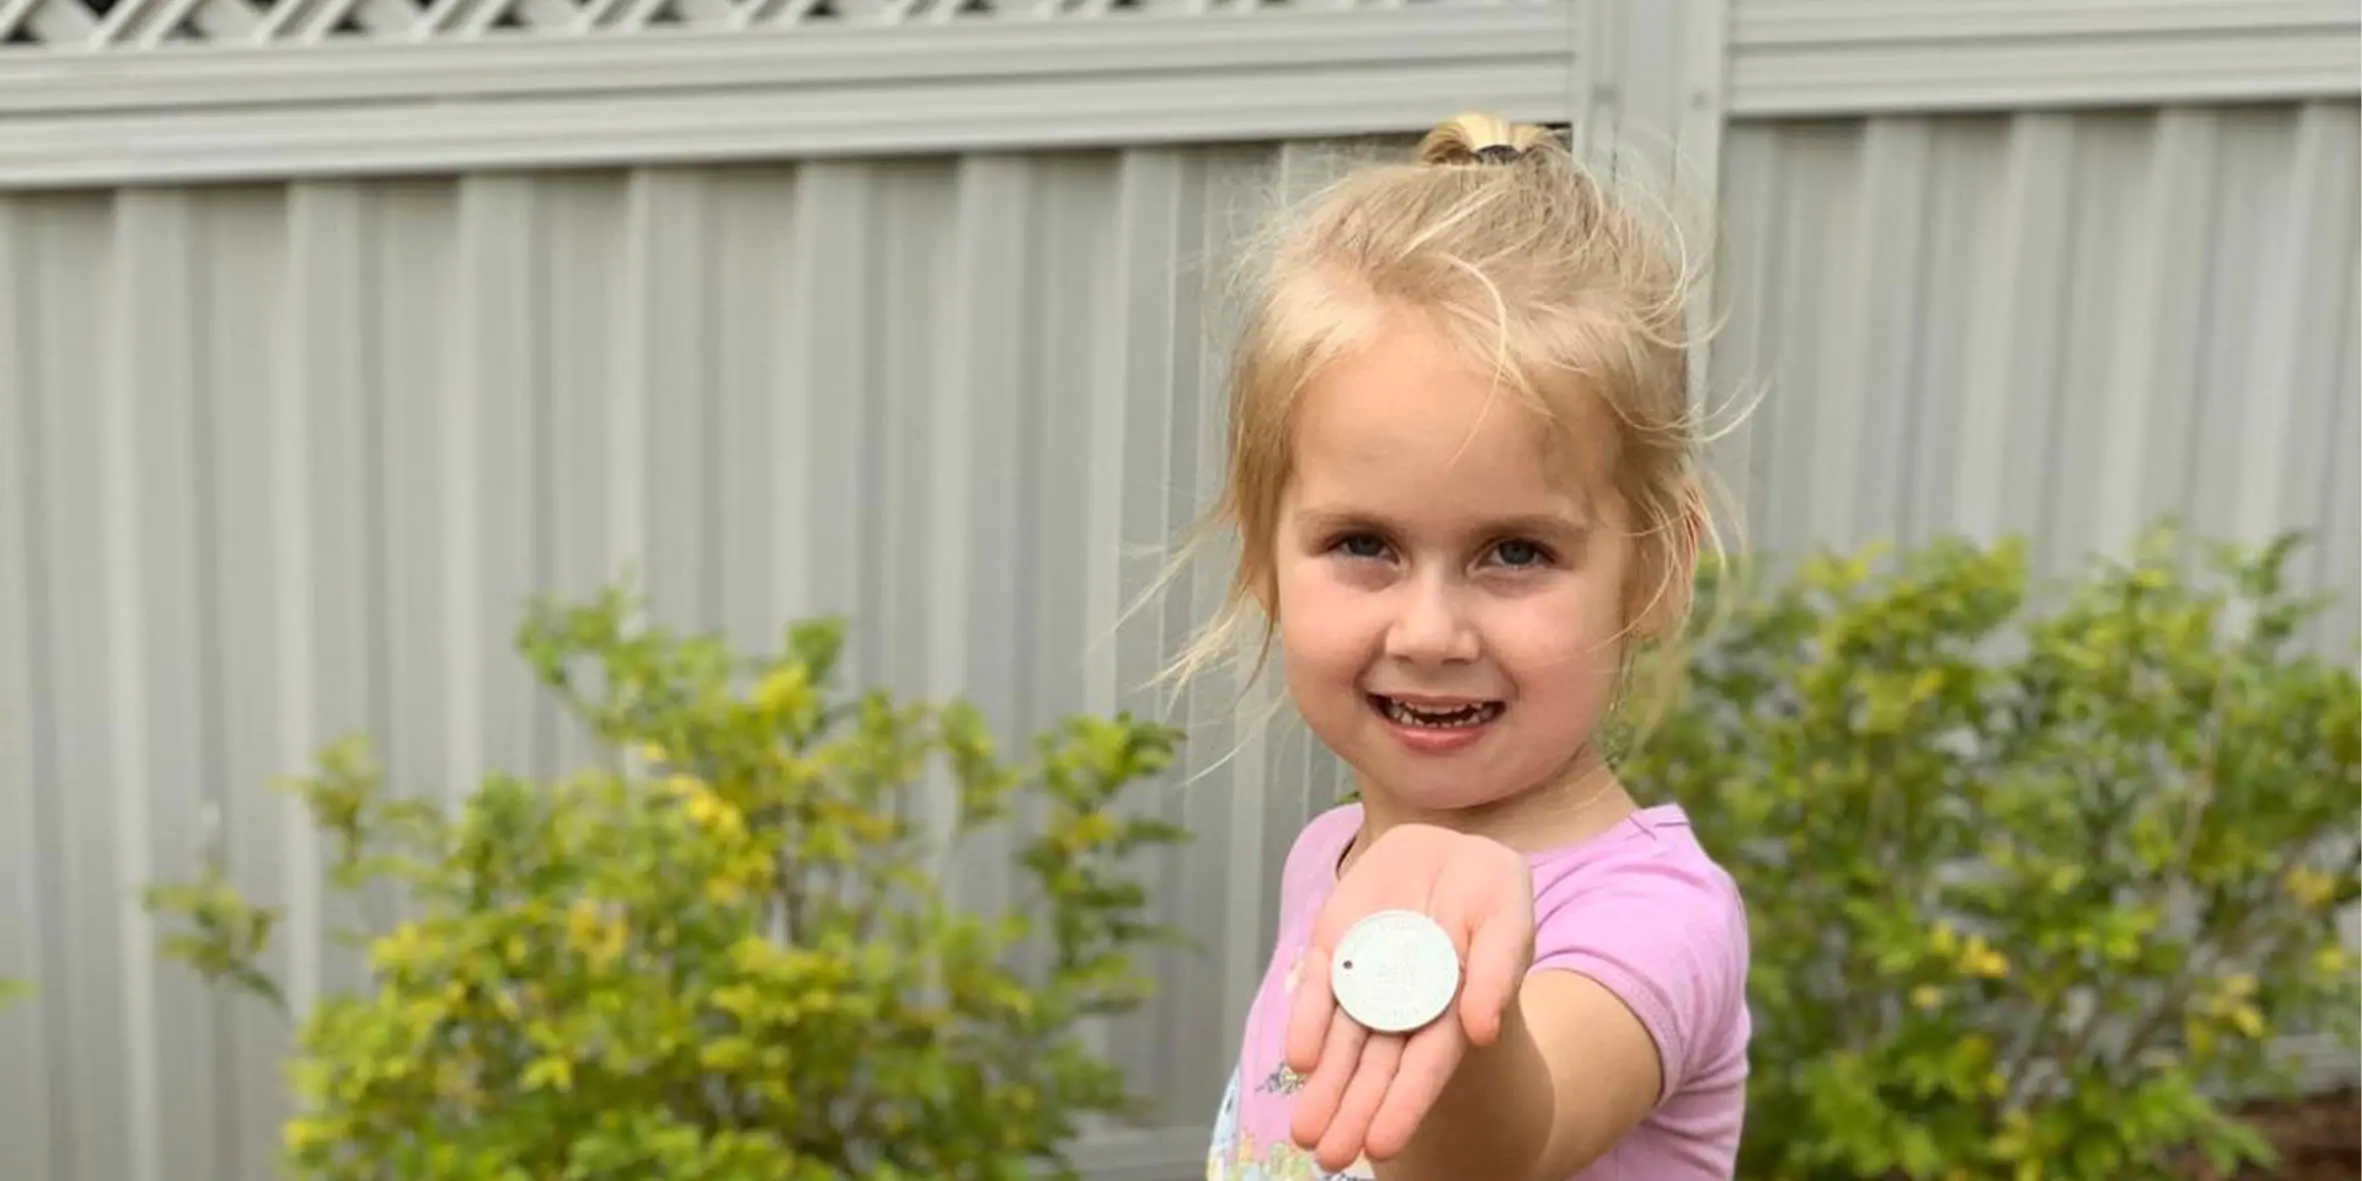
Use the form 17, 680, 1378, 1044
1281, 557, 1368, 606
1287, 586, 1364, 642
1487, 592, 1619, 665
1272, 559, 1321, 611
1275, 572, 1339, 636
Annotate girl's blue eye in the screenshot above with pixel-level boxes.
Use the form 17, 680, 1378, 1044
1337, 535, 1388, 560
1493, 540, 1547, 567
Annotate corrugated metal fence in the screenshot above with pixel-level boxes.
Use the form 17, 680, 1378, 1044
1, 9, 2357, 1181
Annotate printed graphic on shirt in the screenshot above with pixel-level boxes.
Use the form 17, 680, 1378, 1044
1205, 948, 1377, 1181
1205, 1069, 1375, 1181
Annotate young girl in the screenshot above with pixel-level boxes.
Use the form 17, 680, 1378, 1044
1182, 113, 1753, 1179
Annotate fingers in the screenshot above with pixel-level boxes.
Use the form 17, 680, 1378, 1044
1284, 944, 1336, 1076
1292, 1009, 1467, 1168
1315, 1030, 1403, 1172
1365, 1020, 1466, 1161
1290, 1009, 1365, 1150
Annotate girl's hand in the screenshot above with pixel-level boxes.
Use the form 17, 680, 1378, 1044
1284, 823, 1535, 1170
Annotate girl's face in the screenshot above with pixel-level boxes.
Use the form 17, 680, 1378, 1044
1271, 308, 1637, 820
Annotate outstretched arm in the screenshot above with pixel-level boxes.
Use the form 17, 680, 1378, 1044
1282, 824, 1746, 1180
1369, 968, 1662, 1181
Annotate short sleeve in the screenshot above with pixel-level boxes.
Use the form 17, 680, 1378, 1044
1528, 853, 1750, 1104
1277, 805, 1362, 904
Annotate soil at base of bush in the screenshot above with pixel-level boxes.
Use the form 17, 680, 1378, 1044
2201, 1087, 2360, 1180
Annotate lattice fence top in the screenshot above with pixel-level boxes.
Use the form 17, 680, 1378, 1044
2, 0, 1527, 51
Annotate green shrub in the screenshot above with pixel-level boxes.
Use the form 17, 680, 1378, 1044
145, 583, 1187, 1181
1626, 524, 2360, 1181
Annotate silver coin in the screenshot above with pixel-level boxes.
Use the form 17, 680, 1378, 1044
1330, 909, 1461, 1034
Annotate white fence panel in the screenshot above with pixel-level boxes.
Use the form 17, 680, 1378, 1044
0, 146, 1356, 1181
1716, 100, 2361, 654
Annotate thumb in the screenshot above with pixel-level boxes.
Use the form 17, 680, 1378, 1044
1456, 904, 1529, 1046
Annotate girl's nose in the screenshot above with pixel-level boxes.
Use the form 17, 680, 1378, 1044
1383, 575, 1479, 665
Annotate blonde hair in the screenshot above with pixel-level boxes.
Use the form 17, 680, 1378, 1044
1160, 111, 1732, 747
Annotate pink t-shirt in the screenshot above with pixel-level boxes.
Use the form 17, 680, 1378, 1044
1205, 803, 1751, 1180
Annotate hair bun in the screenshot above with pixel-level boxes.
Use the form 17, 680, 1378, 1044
1415, 112, 1556, 166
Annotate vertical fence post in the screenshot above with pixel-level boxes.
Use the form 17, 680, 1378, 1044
1566, 0, 1733, 416
1567, 0, 1617, 172
1679, 0, 1734, 420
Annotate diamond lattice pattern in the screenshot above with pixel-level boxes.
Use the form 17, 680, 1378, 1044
3, 0, 1496, 50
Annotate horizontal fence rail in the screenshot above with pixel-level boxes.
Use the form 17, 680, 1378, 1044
0, 1, 2354, 187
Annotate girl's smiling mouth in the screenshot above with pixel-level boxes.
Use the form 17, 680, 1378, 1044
1368, 693, 1506, 731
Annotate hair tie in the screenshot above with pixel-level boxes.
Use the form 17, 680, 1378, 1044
1474, 143, 1522, 165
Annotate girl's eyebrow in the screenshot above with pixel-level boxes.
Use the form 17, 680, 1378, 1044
1293, 505, 1591, 539
1472, 513, 1592, 540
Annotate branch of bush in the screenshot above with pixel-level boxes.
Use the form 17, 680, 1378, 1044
1621, 521, 2359, 1181
142, 580, 1191, 1181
